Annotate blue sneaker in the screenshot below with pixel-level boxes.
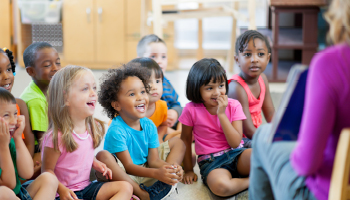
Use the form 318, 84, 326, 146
140, 181, 177, 200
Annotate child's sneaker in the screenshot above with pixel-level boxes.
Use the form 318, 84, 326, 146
140, 181, 177, 200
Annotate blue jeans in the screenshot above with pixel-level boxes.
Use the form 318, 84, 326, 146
17, 180, 33, 200
249, 124, 317, 200
198, 148, 246, 186
55, 181, 105, 200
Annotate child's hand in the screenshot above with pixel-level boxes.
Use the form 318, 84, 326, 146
167, 109, 178, 127
92, 159, 112, 180
155, 165, 178, 186
13, 115, 25, 139
173, 164, 184, 182
217, 95, 228, 115
0, 117, 10, 146
34, 161, 41, 172
58, 186, 80, 200
182, 171, 198, 184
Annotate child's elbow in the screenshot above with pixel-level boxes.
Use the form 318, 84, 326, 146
1, 180, 17, 190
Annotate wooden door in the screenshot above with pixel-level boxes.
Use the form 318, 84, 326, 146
0, 0, 11, 48
95, 0, 125, 63
63, 0, 94, 63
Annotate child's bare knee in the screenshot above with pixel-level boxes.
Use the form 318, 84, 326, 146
119, 181, 133, 195
96, 150, 114, 163
38, 172, 58, 187
170, 137, 186, 150
0, 186, 17, 200
210, 180, 230, 197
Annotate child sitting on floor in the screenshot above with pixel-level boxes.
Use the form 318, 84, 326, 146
180, 58, 251, 197
96, 64, 185, 200
41, 65, 133, 200
228, 30, 275, 147
0, 87, 58, 200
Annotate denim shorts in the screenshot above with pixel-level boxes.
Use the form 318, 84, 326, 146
17, 180, 34, 200
55, 181, 105, 200
198, 148, 246, 186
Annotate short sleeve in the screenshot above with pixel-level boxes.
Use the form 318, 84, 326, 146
27, 99, 48, 132
104, 127, 128, 154
147, 122, 160, 149
229, 100, 246, 122
42, 132, 64, 153
178, 104, 194, 127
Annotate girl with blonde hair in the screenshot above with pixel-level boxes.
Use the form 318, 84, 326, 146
41, 65, 134, 200
249, 0, 350, 199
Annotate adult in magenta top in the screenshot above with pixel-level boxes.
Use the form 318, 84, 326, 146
178, 98, 246, 155
290, 43, 350, 200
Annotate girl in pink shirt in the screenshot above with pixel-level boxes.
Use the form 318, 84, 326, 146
228, 30, 275, 143
41, 65, 134, 200
179, 58, 251, 197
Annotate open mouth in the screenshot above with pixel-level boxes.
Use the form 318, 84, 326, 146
87, 100, 96, 108
9, 128, 15, 137
211, 98, 218, 102
135, 104, 146, 112
0, 83, 12, 91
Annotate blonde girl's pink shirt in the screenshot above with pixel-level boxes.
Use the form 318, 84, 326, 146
179, 98, 246, 155
42, 130, 93, 197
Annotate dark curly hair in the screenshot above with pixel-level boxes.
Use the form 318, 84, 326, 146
235, 30, 271, 55
0, 48, 16, 74
98, 63, 151, 119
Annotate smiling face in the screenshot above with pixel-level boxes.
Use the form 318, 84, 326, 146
112, 76, 149, 122
65, 70, 97, 121
143, 42, 168, 73
26, 47, 61, 87
200, 78, 226, 108
148, 70, 163, 104
235, 38, 271, 78
0, 54, 14, 92
0, 101, 18, 136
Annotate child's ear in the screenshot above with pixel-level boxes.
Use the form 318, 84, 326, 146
234, 55, 239, 65
267, 53, 271, 61
25, 67, 35, 77
111, 101, 121, 112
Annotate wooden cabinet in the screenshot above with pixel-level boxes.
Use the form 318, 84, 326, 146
14, 0, 177, 69
62, 0, 125, 68
0, 0, 14, 50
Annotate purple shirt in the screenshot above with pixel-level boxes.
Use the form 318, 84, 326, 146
291, 43, 350, 200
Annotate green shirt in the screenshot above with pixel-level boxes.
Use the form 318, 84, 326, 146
0, 138, 22, 194
20, 81, 48, 132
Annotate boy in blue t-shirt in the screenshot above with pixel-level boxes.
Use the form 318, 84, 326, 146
96, 64, 185, 200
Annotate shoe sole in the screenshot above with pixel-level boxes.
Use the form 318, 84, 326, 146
160, 184, 177, 200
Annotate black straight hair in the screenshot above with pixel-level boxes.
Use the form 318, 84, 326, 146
23, 42, 53, 68
129, 57, 164, 81
0, 48, 16, 74
0, 87, 16, 104
235, 30, 271, 55
186, 58, 228, 103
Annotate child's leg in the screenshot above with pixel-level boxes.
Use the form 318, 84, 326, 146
236, 148, 251, 176
25, 172, 58, 200
96, 151, 150, 200
96, 181, 133, 200
0, 186, 19, 200
206, 169, 249, 197
164, 137, 186, 165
